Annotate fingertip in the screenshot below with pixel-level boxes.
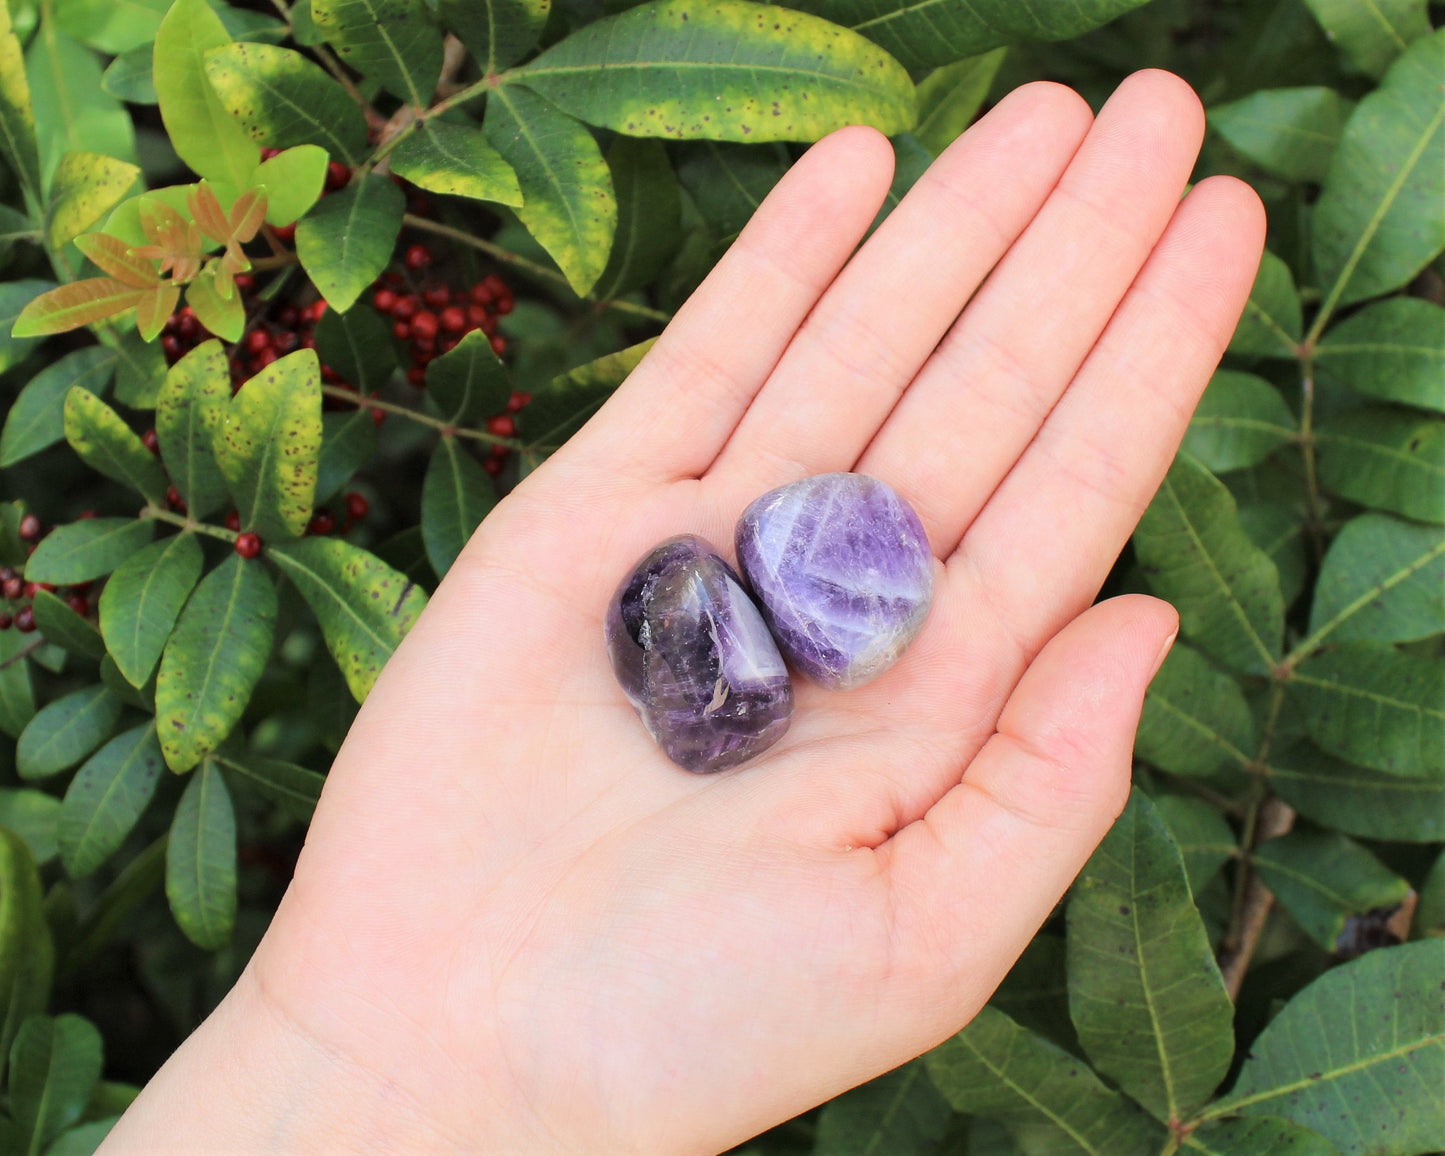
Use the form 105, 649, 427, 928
1190, 174, 1268, 252
1106, 68, 1207, 153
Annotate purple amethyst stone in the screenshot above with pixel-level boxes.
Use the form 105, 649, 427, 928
605, 535, 792, 773
735, 473, 934, 690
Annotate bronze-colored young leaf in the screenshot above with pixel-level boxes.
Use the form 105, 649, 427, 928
11, 278, 147, 338
73, 233, 157, 289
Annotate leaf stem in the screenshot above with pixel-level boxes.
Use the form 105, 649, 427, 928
320, 385, 518, 448
141, 505, 239, 544
1296, 352, 1325, 563
400, 215, 671, 323
0, 637, 43, 670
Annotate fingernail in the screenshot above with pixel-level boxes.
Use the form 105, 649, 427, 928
1149, 629, 1178, 680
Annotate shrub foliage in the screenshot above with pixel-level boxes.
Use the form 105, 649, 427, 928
0, 0, 1441, 1151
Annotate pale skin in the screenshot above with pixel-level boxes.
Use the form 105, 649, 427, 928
103, 70, 1265, 1154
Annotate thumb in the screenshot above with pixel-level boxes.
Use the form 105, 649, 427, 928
882, 593, 1178, 1032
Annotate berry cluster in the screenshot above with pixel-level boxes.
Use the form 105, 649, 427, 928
0, 513, 93, 633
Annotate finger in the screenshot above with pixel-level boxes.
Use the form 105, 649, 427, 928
567, 126, 896, 484
951, 176, 1266, 657
858, 70, 1205, 554
878, 595, 1178, 1023
704, 82, 1093, 497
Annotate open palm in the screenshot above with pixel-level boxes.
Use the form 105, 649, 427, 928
107, 70, 1264, 1155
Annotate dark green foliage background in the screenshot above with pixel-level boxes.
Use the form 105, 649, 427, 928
0, 0, 1441, 1152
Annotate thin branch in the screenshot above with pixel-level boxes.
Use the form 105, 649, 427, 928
321, 385, 517, 448
141, 505, 238, 544
1296, 353, 1325, 563
1219, 796, 1296, 1001
0, 637, 43, 670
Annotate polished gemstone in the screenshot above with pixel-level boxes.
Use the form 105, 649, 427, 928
736, 473, 934, 690
605, 535, 793, 773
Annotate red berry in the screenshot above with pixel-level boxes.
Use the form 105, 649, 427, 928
483, 275, 507, 296
70, 580, 93, 595
439, 336, 459, 354
272, 223, 297, 242
406, 365, 427, 387
483, 457, 503, 476
225, 510, 241, 532
439, 305, 466, 334
176, 310, 199, 341
142, 429, 161, 455
345, 492, 369, 520
494, 295, 513, 316
383, 271, 403, 288
234, 274, 255, 294
423, 284, 450, 309
469, 282, 494, 306
300, 333, 317, 350
325, 161, 351, 191
67, 594, 88, 616
166, 485, 186, 513
162, 313, 179, 334
252, 349, 279, 371
18, 514, 41, 542
273, 330, 297, 353
245, 329, 272, 355
404, 244, 431, 270
0, 612, 10, 630
373, 288, 398, 314
308, 300, 327, 323
507, 390, 531, 412
2, 576, 22, 600
393, 321, 412, 341
368, 392, 387, 426
466, 303, 489, 329
487, 414, 515, 438
260, 147, 281, 161
307, 510, 336, 536
392, 295, 419, 321
321, 365, 344, 384
413, 337, 436, 357
234, 532, 262, 559
411, 310, 439, 340
490, 335, 508, 355
14, 605, 34, 632
279, 304, 302, 328
161, 334, 183, 360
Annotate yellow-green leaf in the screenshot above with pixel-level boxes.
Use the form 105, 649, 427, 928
46, 151, 139, 249
156, 340, 231, 519
62, 386, 168, 504
390, 119, 523, 206
11, 278, 146, 338
0, 0, 41, 207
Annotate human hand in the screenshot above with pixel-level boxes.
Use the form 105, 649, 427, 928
104, 70, 1264, 1155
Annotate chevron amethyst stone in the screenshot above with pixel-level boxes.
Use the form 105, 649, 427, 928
605, 535, 792, 773
736, 473, 934, 690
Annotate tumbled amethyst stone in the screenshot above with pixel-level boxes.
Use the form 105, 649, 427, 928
605, 535, 792, 773
736, 473, 934, 690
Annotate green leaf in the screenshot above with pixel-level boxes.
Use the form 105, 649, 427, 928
25, 23, 136, 191
0, 828, 53, 1080
426, 328, 512, 425
1315, 297, 1444, 413
912, 48, 1005, 157
1302, 0, 1430, 77
314, 303, 396, 394
315, 409, 377, 502
54, 0, 169, 54
62, 387, 168, 504
266, 537, 426, 702
24, 518, 154, 585
45, 151, 140, 249
421, 437, 496, 578
0, 0, 41, 206
156, 342, 231, 519
252, 144, 328, 226
1067, 789, 1233, 1122
98, 652, 153, 711
310, 0, 442, 106
155, 554, 277, 773
0, 279, 59, 375
30, 589, 104, 659
484, 86, 616, 297
1151, 794, 1237, 895
518, 337, 655, 450
1208, 87, 1350, 183
1137, 643, 1255, 779
15, 686, 121, 780
153, 0, 259, 188
1238, 502, 1309, 609
0, 346, 116, 467
591, 137, 682, 300
1182, 371, 1297, 473
1290, 642, 1444, 778
672, 139, 788, 248
43, 1116, 122, 1156
990, 935, 1076, 1055
1252, 830, 1411, 952
8, 1015, 103, 1152
786, 0, 1153, 73
295, 174, 405, 312
110, 327, 167, 408
512, 0, 915, 143
1417, 850, 1445, 936
0, 630, 37, 738
58, 723, 163, 879
1312, 30, 1445, 312
1183, 1117, 1342, 1156
100, 45, 156, 104
1210, 940, 1444, 1155
98, 533, 204, 689
215, 347, 322, 539
165, 758, 236, 949
1228, 249, 1300, 359
203, 42, 370, 165
184, 271, 244, 343
213, 752, 323, 821
0, 790, 60, 865
1267, 743, 1445, 843
812, 1058, 952, 1156
438, 0, 547, 72
925, 1006, 1165, 1156
1314, 407, 1445, 523
1306, 512, 1444, 647
390, 119, 523, 207
1134, 453, 1284, 676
